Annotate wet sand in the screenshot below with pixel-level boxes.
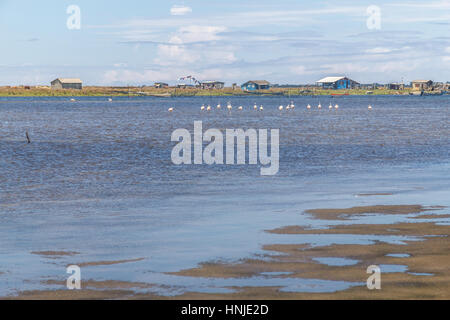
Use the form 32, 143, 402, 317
168, 205, 449, 299
303, 205, 429, 220
3, 204, 449, 300
75, 258, 145, 268
31, 251, 80, 258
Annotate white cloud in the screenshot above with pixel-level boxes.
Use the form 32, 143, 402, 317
153, 25, 236, 67
365, 47, 392, 54
292, 66, 311, 75
387, 0, 450, 9
113, 62, 128, 67
174, 25, 227, 43
170, 5, 192, 16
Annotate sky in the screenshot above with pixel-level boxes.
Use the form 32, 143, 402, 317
0, 0, 449, 86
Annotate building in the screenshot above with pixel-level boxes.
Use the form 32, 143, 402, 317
200, 81, 225, 90
411, 80, 433, 91
388, 83, 404, 90
51, 78, 83, 90
241, 80, 271, 91
316, 76, 359, 89
154, 82, 169, 88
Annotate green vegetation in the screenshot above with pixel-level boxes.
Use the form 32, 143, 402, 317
0, 86, 428, 97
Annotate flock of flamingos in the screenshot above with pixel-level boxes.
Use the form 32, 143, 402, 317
67, 98, 373, 113
167, 102, 374, 113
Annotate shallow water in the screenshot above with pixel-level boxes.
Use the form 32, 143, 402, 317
0, 95, 449, 296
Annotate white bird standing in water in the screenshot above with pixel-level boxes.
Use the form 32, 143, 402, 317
279, 105, 284, 111
207, 105, 212, 111
168, 107, 174, 112
290, 101, 295, 109
318, 103, 322, 109
260, 105, 264, 111
368, 105, 373, 110
254, 103, 258, 110
217, 103, 221, 109
329, 104, 333, 109
335, 104, 339, 110
108, 98, 113, 102
307, 104, 311, 109
238, 106, 243, 111
70, 98, 76, 102
201, 104, 205, 111
227, 103, 232, 111
286, 105, 291, 111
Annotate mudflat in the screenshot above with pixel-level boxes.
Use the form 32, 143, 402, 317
4, 204, 449, 300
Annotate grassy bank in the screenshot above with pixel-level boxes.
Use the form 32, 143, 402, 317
0, 86, 430, 97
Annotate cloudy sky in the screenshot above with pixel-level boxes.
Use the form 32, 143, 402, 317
0, 0, 449, 86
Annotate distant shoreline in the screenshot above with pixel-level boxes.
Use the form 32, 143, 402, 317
0, 86, 447, 97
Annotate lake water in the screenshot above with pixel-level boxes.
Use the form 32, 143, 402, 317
0, 95, 449, 296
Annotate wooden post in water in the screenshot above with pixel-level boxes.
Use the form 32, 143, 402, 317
26, 131, 31, 144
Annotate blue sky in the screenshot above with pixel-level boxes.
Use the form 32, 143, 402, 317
1, 0, 449, 86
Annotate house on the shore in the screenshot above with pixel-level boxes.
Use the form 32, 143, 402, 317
411, 80, 433, 91
316, 76, 359, 89
388, 83, 404, 90
241, 80, 271, 91
51, 78, 83, 90
200, 81, 225, 89
154, 82, 169, 89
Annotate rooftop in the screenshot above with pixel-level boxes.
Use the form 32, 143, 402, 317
316, 76, 347, 83
244, 80, 271, 85
54, 78, 83, 84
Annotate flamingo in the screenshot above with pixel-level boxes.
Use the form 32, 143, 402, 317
207, 105, 212, 111
307, 104, 311, 109
368, 105, 373, 110
335, 104, 339, 110
279, 105, 284, 111
254, 103, 258, 110
238, 106, 243, 111
318, 103, 322, 109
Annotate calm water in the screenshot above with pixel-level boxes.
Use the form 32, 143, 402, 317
0, 95, 449, 296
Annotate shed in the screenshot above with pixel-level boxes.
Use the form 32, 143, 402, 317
241, 80, 271, 91
51, 78, 83, 90
316, 76, 359, 89
200, 81, 225, 90
411, 80, 433, 91
154, 82, 169, 88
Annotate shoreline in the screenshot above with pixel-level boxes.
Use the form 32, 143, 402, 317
1, 87, 447, 98
3, 204, 449, 300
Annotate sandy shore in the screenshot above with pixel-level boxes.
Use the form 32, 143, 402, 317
2, 204, 449, 300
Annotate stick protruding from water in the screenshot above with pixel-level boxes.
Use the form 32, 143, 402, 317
26, 131, 31, 144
